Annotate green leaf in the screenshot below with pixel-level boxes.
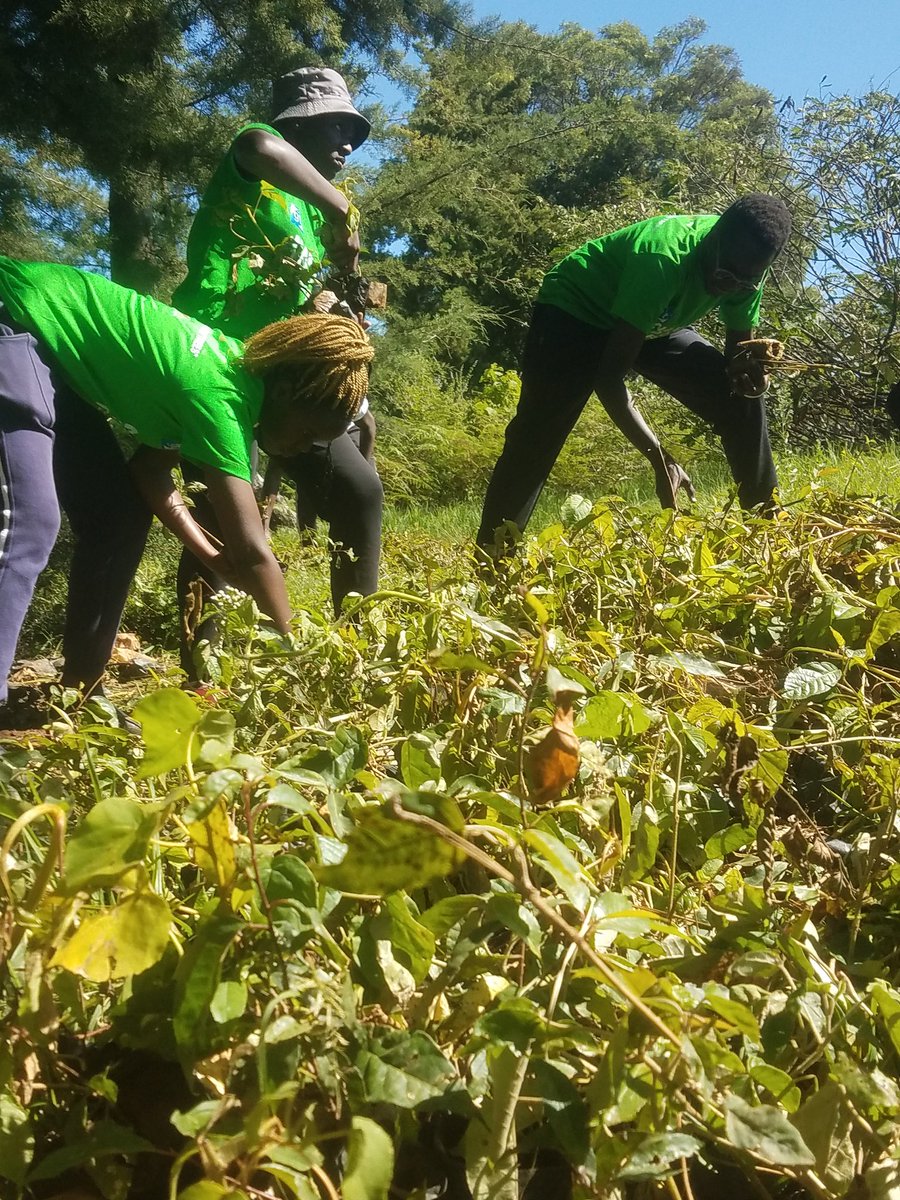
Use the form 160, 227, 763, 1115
377, 895, 436, 982
791, 1082, 856, 1193
724, 1095, 815, 1166
195, 707, 236, 768
655, 652, 726, 678
171, 1100, 223, 1137
619, 1132, 703, 1179
178, 1184, 245, 1200
295, 726, 368, 789
400, 734, 442, 788
261, 854, 317, 908
704, 824, 754, 859
871, 983, 900, 1057
51, 891, 173, 982
523, 828, 590, 909
0, 1095, 32, 1186
418, 894, 483, 935
560, 493, 593, 523
867, 608, 900, 657
545, 666, 586, 698
342, 1116, 394, 1200
265, 783, 315, 815
62, 796, 164, 894
210, 980, 247, 1023
780, 661, 841, 701
476, 996, 544, 1051
527, 1060, 590, 1162
27, 1120, 154, 1181
315, 793, 465, 895
703, 992, 761, 1040
133, 688, 202, 777
621, 802, 659, 886
576, 691, 627, 740
750, 1063, 801, 1111
358, 1030, 458, 1108
173, 914, 240, 1064
865, 1161, 900, 1200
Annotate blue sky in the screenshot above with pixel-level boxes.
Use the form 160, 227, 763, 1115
367, 0, 900, 114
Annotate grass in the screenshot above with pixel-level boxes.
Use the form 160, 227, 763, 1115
16, 443, 900, 667
381, 441, 900, 541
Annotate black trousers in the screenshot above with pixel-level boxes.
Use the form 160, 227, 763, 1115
478, 303, 778, 544
177, 426, 383, 675
52, 386, 153, 686
281, 426, 383, 611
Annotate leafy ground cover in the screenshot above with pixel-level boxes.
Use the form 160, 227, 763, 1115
3, 474, 900, 1199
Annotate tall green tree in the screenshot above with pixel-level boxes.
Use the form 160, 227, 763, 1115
772, 91, 900, 441
365, 17, 780, 370
0, 0, 460, 291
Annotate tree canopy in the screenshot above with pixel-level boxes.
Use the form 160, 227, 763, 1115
0, 0, 461, 290
365, 18, 780, 369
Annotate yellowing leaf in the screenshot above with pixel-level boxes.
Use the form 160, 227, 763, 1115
51, 892, 173, 981
187, 796, 237, 892
259, 180, 288, 211
316, 793, 465, 896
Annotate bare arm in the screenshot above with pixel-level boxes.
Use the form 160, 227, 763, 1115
204, 469, 292, 633
234, 129, 358, 272
355, 409, 376, 461
258, 457, 286, 536
129, 447, 232, 577
593, 321, 695, 508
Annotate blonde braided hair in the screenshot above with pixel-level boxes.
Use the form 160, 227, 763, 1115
243, 313, 374, 420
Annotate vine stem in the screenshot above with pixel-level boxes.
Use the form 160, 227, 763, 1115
241, 781, 291, 990
389, 799, 682, 1048
1, 803, 67, 954
516, 623, 547, 830
667, 728, 684, 920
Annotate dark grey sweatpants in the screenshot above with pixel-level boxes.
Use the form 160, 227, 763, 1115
0, 320, 152, 702
0, 321, 60, 701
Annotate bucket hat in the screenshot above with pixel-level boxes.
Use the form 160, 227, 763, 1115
272, 67, 370, 149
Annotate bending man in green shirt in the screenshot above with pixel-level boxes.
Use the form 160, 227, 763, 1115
478, 194, 791, 548
172, 66, 382, 681
0, 257, 372, 708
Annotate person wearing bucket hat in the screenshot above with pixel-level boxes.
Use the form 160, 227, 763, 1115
171, 65, 384, 681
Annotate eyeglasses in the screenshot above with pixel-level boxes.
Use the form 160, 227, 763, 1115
711, 242, 767, 293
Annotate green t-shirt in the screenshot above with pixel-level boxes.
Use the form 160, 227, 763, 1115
172, 123, 327, 340
0, 257, 262, 480
538, 214, 764, 336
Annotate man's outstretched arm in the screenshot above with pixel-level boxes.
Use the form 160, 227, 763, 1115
593, 320, 695, 508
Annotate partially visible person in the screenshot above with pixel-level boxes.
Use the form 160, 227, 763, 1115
0, 256, 372, 710
172, 65, 383, 674
885, 380, 900, 430
477, 194, 792, 550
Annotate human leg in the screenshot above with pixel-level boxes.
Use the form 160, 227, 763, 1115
636, 328, 778, 508
176, 460, 227, 678
0, 324, 61, 703
321, 428, 383, 611
477, 304, 606, 546
52, 385, 153, 690
283, 429, 384, 613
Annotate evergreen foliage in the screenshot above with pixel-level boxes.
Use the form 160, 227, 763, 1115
0, 0, 461, 291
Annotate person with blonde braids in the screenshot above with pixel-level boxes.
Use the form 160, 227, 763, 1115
0, 256, 372, 718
